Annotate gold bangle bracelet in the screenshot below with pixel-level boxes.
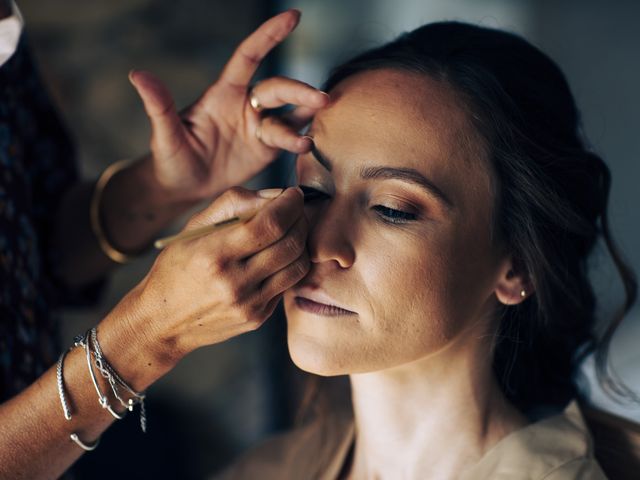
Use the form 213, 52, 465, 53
90, 159, 137, 264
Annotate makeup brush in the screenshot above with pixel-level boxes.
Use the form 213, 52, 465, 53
154, 210, 258, 250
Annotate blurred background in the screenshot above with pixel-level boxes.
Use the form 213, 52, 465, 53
16, 0, 640, 478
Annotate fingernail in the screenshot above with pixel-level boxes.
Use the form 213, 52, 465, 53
318, 91, 330, 99
258, 188, 284, 199
128, 69, 137, 86
299, 135, 314, 146
288, 9, 302, 20
292, 186, 304, 197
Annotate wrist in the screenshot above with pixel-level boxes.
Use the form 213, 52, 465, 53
99, 155, 199, 254
96, 284, 180, 392
114, 154, 202, 212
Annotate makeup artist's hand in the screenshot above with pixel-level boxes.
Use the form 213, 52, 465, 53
129, 9, 328, 202
107, 186, 309, 372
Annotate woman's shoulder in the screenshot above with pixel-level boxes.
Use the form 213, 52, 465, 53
212, 410, 354, 480
462, 400, 607, 479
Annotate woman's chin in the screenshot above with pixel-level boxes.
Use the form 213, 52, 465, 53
286, 334, 352, 377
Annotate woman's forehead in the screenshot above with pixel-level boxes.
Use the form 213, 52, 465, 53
309, 69, 483, 176
322, 69, 468, 126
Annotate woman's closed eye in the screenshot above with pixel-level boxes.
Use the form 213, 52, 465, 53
373, 205, 417, 224
299, 185, 418, 225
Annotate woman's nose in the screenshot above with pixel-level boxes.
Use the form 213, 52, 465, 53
306, 200, 356, 268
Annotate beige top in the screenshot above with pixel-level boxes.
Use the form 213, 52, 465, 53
215, 401, 607, 479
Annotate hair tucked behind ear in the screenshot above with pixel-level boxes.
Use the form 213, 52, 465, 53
322, 22, 637, 413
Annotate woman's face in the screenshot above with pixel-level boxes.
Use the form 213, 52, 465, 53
284, 68, 507, 376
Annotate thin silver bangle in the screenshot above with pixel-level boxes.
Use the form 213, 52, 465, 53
84, 329, 126, 420
90, 328, 145, 400
90, 327, 143, 409
90, 327, 147, 432
93, 347, 131, 411
70, 433, 100, 451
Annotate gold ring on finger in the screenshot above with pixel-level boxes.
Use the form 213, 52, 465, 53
249, 89, 264, 113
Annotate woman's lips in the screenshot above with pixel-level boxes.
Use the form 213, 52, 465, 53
294, 296, 357, 317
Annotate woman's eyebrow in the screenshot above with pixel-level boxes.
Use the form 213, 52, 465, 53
361, 166, 454, 210
310, 145, 453, 209
310, 145, 332, 171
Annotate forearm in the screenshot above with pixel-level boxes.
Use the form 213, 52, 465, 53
0, 347, 115, 479
100, 155, 201, 254
0, 184, 309, 478
0, 298, 171, 480
52, 155, 200, 289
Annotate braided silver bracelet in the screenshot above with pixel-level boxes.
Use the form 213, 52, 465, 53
56, 335, 101, 451
56, 337, 83, 420
56, 348, 73, 420
90, 327, 147, 432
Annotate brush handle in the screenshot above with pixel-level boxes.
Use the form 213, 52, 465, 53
154, 211, 257, 249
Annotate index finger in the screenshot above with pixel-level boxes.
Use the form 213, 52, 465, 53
219, 9, 301, 89
224, 187, 304, 258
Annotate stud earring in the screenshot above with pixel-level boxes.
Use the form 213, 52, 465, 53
520, 289, 526, 298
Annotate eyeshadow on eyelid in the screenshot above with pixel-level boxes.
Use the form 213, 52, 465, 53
304, 180, 326, 190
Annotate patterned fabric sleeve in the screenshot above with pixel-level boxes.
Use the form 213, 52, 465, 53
0, 33, 104, 401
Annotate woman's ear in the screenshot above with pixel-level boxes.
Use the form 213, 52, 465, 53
494, 257, 533, 305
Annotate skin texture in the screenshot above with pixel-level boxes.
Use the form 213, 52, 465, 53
284, 69, 532, 479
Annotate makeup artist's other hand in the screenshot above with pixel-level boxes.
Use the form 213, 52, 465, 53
117, 186, 308, 368
129, 9, 328, 202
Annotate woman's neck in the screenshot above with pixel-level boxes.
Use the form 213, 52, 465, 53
346, 339, 528, 480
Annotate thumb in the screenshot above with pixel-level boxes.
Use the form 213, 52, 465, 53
187, 187, 285, 229
129, 69, 185, 155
